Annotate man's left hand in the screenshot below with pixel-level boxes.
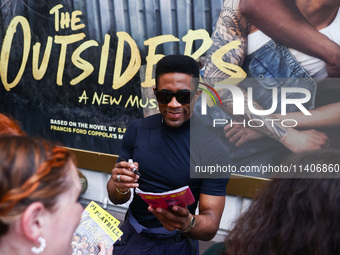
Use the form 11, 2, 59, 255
148, 205, 191, 231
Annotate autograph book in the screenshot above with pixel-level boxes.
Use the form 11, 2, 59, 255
72, 201, 123, 255
136, 186, 195, 210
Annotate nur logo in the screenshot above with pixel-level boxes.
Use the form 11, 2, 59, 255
198, 82, 222, 108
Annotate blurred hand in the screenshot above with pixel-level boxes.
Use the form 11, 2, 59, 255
280, 128, 329, 153
148, 205, 191, 232
98, 242, 113, 255
224, 124, 264, 147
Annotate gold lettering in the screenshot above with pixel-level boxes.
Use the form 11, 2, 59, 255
183, 29, 213, 60
211, 40, 247, 79
54, 33, 86, 85
98, 34, 110, 84
0, 16, 31, 91
112, 32, 141, 90
78, 90, 89, 104
102, 94, 110, 104
124, 95, 139, 108
32, 36, 53, 80
49, 4, 63, 32
71, 10, 85, 30
142, 35, 179, 87
70, 40, 99, 85
60, 12, 70, 29
92, 92, 103, 105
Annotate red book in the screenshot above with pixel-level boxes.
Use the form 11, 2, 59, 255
136, 186, 195, 210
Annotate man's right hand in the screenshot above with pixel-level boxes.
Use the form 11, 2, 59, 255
280, 128, 329, 153
107, 161, 139, 204
111, 161, 140, 193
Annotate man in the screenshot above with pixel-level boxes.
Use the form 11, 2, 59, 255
107, 55, 230, 254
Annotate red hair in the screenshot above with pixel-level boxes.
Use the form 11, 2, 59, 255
0, 136, 74, 236
0, 114, 25, 136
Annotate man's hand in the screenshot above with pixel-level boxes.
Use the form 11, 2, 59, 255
111, 161, 140, 192
148, 205, 191, 232
224, 124, 264, 147
150, 194, 225, 241
107, 161, 139, 204
280, 128, 329, 153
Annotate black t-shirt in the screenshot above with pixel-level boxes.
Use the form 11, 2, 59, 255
118, 113, 230, 228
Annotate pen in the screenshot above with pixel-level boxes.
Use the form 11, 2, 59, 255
128, 159, 141, 177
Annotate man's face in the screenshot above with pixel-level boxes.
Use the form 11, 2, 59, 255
154, 72, 201, 128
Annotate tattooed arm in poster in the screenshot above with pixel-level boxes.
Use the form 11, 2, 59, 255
203, 0, 329, 153
224, 102, 340, 147
202, 0, 250, 84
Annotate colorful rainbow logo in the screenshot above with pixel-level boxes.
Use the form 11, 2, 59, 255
199, 82, 223, 106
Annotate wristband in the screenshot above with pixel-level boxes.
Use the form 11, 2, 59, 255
115, 187, 130, 195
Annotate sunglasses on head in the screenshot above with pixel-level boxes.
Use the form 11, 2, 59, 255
154, 90, 196, 104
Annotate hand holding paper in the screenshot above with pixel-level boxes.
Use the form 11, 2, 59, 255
136, 186, 195, 210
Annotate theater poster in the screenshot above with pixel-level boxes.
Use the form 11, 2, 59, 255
0, 0, 339, 178
0, 0, 222, 154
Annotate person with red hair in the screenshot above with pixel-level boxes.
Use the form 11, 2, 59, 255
0, 136, 113, 254
0, 113, 26, 136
